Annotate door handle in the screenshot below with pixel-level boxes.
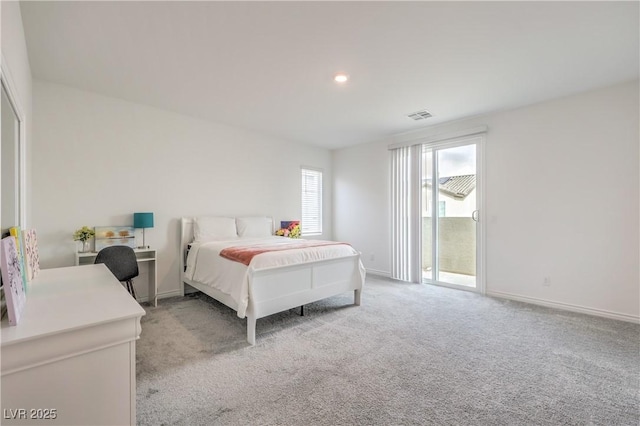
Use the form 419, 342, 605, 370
472, 210, 479, 222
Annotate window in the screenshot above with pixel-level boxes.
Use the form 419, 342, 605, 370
301, 168, 322, 235
439, 201, 446, 217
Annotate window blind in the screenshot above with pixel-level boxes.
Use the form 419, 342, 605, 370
301, 168, 322, 235
390, 145, 422, 282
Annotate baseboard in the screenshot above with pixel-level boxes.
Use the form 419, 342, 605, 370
138, 290, 184, 304
159, 289, 184, 299
487, 290, 640, 324
182, 283, 199, 295
365, 268, 391, 279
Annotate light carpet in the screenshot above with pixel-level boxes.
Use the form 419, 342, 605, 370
136, 276, 639, 425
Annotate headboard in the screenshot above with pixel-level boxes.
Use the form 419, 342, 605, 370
180, 216, 195, 249
179, 216, 275, 284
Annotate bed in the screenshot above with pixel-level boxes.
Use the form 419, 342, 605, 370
180, 216, 365, 345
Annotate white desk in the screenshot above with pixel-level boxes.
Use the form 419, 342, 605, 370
75, 248, 157, 307
1, 265, 146, 425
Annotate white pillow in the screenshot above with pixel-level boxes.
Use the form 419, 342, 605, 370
194, 216, 237, 242
236, 217, 273, 238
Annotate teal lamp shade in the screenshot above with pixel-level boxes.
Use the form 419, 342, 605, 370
133, 212, 154, 229
134, 212, 154, 248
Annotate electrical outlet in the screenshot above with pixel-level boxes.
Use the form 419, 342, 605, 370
543, 276, 551, 286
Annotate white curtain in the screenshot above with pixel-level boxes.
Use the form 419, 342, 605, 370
390, 145, 422, 282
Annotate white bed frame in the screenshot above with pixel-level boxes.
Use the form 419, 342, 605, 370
179, 217, 363, 345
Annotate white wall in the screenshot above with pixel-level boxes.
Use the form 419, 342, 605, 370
332, 140, 389, 276
334, 80, 640, 321
1, 1, 33, 227
436, 190, 476, 218
32, 81, 332, 298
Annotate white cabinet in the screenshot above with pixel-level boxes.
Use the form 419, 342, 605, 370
1, 265, 145, 425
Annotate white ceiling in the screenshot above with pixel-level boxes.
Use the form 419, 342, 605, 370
19, 1, 639, 149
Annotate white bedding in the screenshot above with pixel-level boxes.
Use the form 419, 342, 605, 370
184, 236, 361, 318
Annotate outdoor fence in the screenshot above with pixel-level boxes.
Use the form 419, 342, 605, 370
422, 217, 476, 276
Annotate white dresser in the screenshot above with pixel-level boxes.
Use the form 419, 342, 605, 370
1, 265, 146, 425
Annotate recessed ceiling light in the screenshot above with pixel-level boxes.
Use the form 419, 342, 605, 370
334, 73, 349, 83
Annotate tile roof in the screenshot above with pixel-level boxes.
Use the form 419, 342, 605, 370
424, 174, 476, 199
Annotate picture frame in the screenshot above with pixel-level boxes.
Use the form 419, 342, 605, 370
1, 236, 27, 325
94, 226, 136, 251
24, 229, 40, 280
9, 227, 28, 290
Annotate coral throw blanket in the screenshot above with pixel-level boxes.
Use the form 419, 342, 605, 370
220, 241, 349, 266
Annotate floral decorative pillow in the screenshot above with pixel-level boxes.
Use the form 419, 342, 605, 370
275, 221, 301, 238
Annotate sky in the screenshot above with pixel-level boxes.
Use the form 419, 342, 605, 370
423, 144, 476, 178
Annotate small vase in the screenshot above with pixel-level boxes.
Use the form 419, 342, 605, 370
81, 240, 91, 253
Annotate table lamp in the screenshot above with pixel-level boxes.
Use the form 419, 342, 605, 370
133, 212, 154, 249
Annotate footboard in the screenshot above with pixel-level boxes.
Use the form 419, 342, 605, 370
245, 254, 364, 344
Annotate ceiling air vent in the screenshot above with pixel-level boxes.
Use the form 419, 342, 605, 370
407, 110, 433, 121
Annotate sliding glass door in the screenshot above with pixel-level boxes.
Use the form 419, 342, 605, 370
422, 139, 481, 290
